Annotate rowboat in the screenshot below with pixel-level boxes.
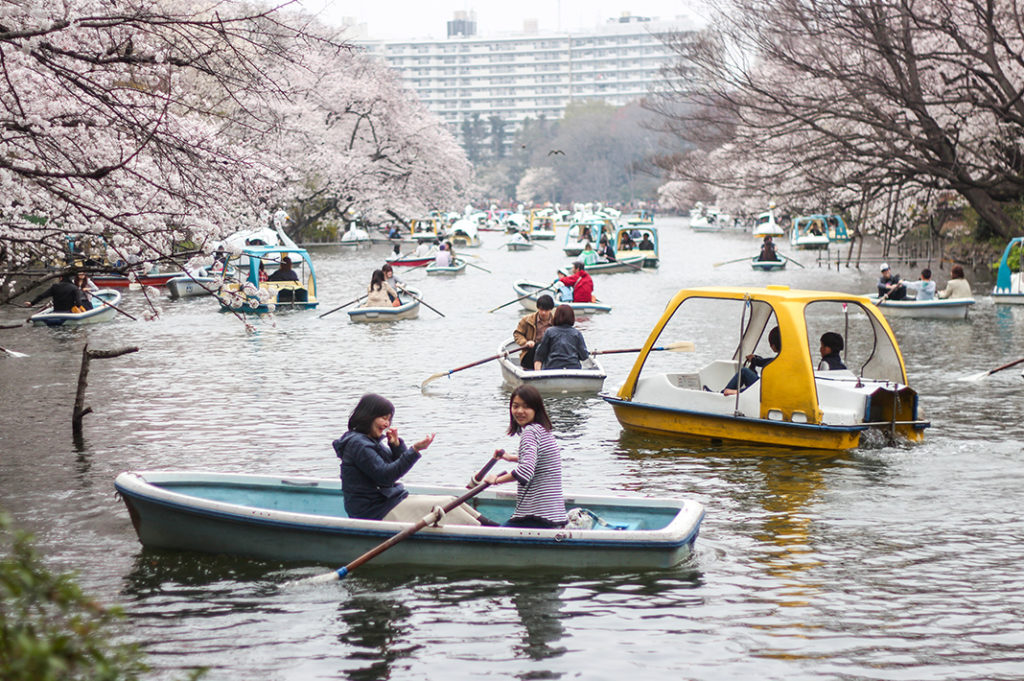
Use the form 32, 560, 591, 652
558, 254, 645, 275
751, 256, 786, 271
386, 253, 434, 267
216, 247, 318, 314
426, 258, 467, 276
114, 470, 705, 570
992, 237, 1024, 304
166, 274, 221, 299
512, 280, 612, 315
603, 286, 929, 450
347, 286, 421, 322
496, 339, 607, 394
505, 240, 535, 252
866, 294, 975, 319
30, 289, 122, 326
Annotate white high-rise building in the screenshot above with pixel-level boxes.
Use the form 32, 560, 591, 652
360, 13, 695, 154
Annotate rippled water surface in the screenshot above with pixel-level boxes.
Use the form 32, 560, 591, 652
3, 218, 1024, 680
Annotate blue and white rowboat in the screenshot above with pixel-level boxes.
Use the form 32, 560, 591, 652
347, 286, 421, 322
114, 470, 705, 570
512, 280, 612, 315
30, 289, 122, 326
866, 294, 975, 320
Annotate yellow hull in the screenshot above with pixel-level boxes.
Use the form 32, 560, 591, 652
607, 399, 863, 451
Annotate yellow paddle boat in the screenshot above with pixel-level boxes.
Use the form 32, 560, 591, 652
602, 286, 928, 450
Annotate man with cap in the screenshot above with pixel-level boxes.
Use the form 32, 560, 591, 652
877, 263, 906, 300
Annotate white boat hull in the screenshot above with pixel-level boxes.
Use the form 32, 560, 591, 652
348, 287, 421, 322
867, 295, 974, 319
166, 276, 220, 298
558, 255, 645, 275
497, 340, 606, 394
512, 280, 612, 314
30, 290, 122, 326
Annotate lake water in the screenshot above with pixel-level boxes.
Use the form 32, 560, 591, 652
2, 218, 1023, 680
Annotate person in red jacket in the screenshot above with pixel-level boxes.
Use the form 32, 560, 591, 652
556, 262, 594, 303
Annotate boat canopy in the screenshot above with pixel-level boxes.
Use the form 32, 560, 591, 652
994, 237, 1024, 291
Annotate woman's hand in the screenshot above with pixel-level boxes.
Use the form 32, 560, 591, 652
386, 427, 400, 447
412, 432, 435, 453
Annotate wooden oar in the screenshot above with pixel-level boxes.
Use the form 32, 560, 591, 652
318, 293, 368, 318
959, 357, 1024, 382
590, 341, 696, 356
422, 345, 526, 388
463, 260, 492, 273
0, 345, 29, 358
86, 290, 138, 321
396, 283, 445, 317
488, 279, 560, 314
291, 459, 504, 586
713, 256, 754, 268
780, 253, 805, 268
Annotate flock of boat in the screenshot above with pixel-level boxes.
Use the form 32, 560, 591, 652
20, 203, 1017, 575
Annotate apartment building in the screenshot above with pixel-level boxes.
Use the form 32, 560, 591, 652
360, 13, 695, 153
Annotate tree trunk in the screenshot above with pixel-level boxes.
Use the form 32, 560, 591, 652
72, 344, 140, 438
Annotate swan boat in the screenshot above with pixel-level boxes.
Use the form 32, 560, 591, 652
752, 206, 785, 238
448, 219, 482, 248
558, 254, 645, 275
512, 280, 612, 315
614, 226, 659, 268
30, 289, 122, 326
790, 214, 849, 250
114, 470, 705, 570
602, 286, 929, 450
563, 218, 614, 256
426, 258, 467, 276
216, 247, 318, 314
992, 237, 1024, 304
865, 294, 975, 320
347, 286, 421, 322
496, 338, 607, 394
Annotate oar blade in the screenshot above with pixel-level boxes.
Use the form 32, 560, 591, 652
0, 347, 29, 358
420, 372, 448, 389
666, 340, 696, 352
957, 370, 992, 382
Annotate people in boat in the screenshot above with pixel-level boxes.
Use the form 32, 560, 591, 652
386, 224, 402, 239
556, 261, 595, 303
579, 242, 599, 266
268, 256, 299, 282
413, 240, 435, 257
512, 229, 531, 243
723, 326, 781, 395
334, 393, 494, 526
597, 235, 616, 262
483, 386, 568, 529
534, 304, 590, 371
877, 263, 907, 300
818, 332, 847, 371
434, 243, 452, 267
938, 264, 972, 299
638, 233, 655, 251
364, 269, 400, 308
759, 236, 780, 261
513, 294, 555, 369
23, 271, 86, 313
257, 262, 269, 282
381, 262, 403, 291
905, 268, 936, 300
619, 232, 635, 251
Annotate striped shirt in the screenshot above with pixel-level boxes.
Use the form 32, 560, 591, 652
510, 423, 567, 524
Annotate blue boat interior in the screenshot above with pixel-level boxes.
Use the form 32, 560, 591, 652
157, 481, 676, 531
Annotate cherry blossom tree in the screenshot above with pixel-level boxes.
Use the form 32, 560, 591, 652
651, 0, 1024, 239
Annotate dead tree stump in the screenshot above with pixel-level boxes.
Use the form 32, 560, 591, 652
72, 343, 139, 438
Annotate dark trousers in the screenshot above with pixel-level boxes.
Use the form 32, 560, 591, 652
520, 347, 536, 370
505, 515, 567, 529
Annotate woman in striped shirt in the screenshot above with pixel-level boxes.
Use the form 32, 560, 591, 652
485, 385, 568, 528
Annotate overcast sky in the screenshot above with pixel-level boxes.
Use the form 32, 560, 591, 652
294, 1, 708, 39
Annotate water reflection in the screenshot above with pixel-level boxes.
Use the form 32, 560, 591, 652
336, 584, 417, 681
511, 580, 567, 665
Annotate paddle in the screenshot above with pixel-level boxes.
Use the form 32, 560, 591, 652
396, 283, 445, 317
959, 357, 1024, 382
713, 256, 754, 268
463, 260, 492, 274
780, 253, 805, 268
0, 345, 29, 358
318, 293, 368, 318
292, 458, 504, 585
488, 279, 561, 314
85, 290, 138, 321
421, 345, 527, 388
590, 341, 696, 356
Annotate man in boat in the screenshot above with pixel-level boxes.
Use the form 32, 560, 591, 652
556, 262, 594, 303
597, 235, 616, 262
267, 256, 299, 282
723, 326, 780, 395
639, 233, 655, 251
904, 268, 936, 300
878, 263, 907, 300
759, 236, 780, 261
513, 294, 555, 369
22, 271, 87, 313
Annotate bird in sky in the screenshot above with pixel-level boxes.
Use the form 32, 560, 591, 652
547, 149, 565, 156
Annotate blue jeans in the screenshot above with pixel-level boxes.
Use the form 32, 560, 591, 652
724, 367, 759, 391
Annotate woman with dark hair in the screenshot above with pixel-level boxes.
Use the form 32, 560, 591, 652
938, 264, 972, 299
484, 386, 567, 529
533, 304, 590, 370
333, 393, 490, 525
363, 269, 399, 307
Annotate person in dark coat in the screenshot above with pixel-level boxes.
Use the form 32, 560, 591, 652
23, 272, 85, 313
